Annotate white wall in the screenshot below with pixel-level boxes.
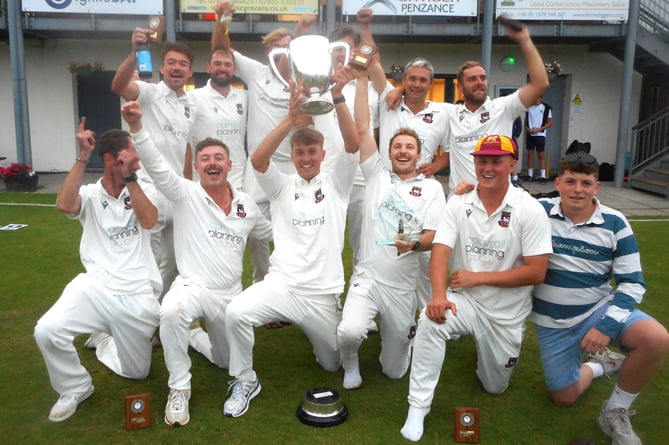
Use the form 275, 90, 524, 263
0, 38, 641, 171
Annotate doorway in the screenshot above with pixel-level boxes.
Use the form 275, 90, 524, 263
75, 71, 121, 171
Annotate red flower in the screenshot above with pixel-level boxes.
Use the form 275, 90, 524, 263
0, 163, 34, 180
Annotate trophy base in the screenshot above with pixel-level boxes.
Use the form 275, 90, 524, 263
300, 98, 334, 116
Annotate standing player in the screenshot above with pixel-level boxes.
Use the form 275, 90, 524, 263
336, 71, 446, 390
34, 118, 165, 422
112, 33, 196, 296
400, 135, 552, 442
532, 152, 669, 445
187, 48, 248, 189
525, 96, 553, 183
222, 73, 360, 418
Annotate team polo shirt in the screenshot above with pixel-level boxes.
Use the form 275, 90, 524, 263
133, 128, 271, 290
526, 102, 552, 137
434, 185, 552, 325
255, 151, 359, 295
441, 91, 526, 190
531, 197, 645, 339
356, 153, 446, 290
378, 82, 448, 171
187, 80, 248, 189
135, 80, 194, 175
233, 51, 292, 166
74, 178, 164, 296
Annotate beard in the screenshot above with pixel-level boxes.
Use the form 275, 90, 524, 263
211, 74, 232, 88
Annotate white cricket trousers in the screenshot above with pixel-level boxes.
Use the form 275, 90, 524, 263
337, 274, 416, 379
34, 274, 159, 396
225, 275, 342, 379
160, 276, 241, 390
407, 292, 524, 408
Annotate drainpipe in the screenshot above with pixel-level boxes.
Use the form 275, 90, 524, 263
166, 0, 176, 42
615, 0, 639, 187
7, 0, 32, 166
481, 0, 494, 76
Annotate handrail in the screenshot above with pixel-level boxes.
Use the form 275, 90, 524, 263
630, 106, 669, 176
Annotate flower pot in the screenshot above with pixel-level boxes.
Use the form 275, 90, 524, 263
4, 175, 39, 192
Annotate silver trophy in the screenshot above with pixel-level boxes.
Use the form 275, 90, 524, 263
269, 35, 350, 115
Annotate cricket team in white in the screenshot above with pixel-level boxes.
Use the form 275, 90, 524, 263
33, 3, 668, 444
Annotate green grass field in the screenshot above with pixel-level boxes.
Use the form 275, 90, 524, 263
1, 191, 668, 444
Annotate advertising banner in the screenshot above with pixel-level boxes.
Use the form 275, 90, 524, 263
180, 0, 318, 15
22, 0, 163, 15
495, 0, 629, 21
342, 0, 477, 17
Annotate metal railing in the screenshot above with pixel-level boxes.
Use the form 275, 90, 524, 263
640, 0, 669, 41
630, 106, 669, 176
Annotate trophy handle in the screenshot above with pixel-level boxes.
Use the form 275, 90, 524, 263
268, 48, 291, 89
327, 42, 350, 90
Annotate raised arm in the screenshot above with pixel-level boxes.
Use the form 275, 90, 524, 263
295, 13, 317, 36
510, 25, 549, 109
111, 28, 151, 100
116, 142, 158, 230
354, 73, 378, 163
211, 0, 234, 51
251, 83, 305, 173
357, 8, 387, 96
56, 117, 95, 215
331, 66, 360, 155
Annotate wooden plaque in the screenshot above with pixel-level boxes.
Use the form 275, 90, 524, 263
349, 43, 378, 71
125, 393, 151, 430
146, 16, 166, 43
454, 407, 480, 443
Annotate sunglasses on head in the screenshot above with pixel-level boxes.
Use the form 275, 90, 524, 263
561, 152, 597, 164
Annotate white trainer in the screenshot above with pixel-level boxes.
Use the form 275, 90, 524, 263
48, 385, 94, 422
587, 348, 626, 377
223, 378, 261, 417
164, 389, 191, 426
598, 400, 642, 445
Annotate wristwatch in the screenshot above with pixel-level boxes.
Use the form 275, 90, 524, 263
411, 240, 421, 251
123, 172, 138, 183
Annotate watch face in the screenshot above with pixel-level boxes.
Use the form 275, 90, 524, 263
131, 399, 145, 413
360, 44, 373, 55
149, 17, 160, 29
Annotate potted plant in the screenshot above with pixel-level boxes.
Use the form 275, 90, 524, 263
0, 162, 39, 192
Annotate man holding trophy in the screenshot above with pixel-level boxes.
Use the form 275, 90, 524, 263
222, 68, 360, 418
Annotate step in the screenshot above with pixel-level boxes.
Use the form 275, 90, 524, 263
645, 167, 669, 181
629, 176, 669, 199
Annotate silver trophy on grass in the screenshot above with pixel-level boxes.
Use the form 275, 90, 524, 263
269, 35, 350, 115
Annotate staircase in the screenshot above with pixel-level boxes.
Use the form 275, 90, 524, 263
628, 107, 669, 198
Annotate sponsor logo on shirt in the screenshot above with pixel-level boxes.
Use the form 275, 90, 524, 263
465, 236, 505, 260
107, 225, 139, 242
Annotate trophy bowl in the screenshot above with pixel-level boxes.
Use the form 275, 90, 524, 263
269, 35, 349, 115
296, 387, 348, 427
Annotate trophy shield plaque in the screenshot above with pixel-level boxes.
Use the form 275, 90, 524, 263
454, 407, 480, 443
125, 393, 151, 430
349, 43, 377, 71
146, 16, 166, 43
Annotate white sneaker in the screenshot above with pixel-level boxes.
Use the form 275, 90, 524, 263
598, 400, 642, 445
164, 389, 191, 426
83, 332, 110, 349
223, 378, 261, 417
587, 348, 625, 377
48, 385, 94, 422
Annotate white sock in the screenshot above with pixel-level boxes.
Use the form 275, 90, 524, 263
584, 361, 604, 379
540, 169, 546, 178
606, 384, 639, 411
343, 366, 363, 390
512, 175, 518, 181
528, 170, 534, 178
400, 406, 430, 442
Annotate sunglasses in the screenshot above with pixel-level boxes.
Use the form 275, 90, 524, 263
561, 152, 597, 164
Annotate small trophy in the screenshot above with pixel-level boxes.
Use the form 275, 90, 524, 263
146, 16, 166, 43
349, 43, 377, 71
125, 393, 151, 430
454, 407, 480, 443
